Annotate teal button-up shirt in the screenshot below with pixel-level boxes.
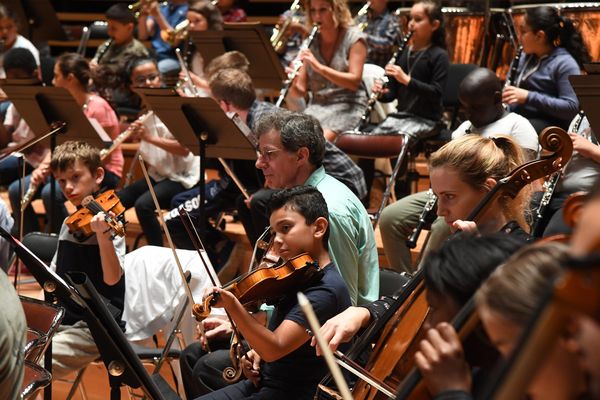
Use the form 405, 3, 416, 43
305, 166, 379, 305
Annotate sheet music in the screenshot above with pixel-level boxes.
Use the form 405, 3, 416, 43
88, 118, 113, 143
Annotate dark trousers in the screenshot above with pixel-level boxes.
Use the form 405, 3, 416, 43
194, 377, 315, 400
117, 177, 185, 246
180, 342, 233, 399
235, 189, 276, 248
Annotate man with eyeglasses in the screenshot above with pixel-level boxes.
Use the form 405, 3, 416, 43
116, 56, 200, 247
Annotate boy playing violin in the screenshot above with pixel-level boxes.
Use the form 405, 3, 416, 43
48, 140, 126, 378
196, 186, 352, 400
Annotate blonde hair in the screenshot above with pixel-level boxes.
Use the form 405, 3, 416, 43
475, 242, 569, 325
429, 135, 529, 228
306, 0, 352, 29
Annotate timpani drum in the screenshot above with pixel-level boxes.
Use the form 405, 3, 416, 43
510, 3, 600, 62
395, 7, 508, 66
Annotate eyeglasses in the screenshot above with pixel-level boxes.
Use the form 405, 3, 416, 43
132, 73, 160, 86
309, 7, 332, 15
256, 147, 282, 162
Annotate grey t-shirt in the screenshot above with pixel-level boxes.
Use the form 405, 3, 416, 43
0, 270, 26, 400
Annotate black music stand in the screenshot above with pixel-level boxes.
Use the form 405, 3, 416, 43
133, 87, 257, 234
188, 23, 286, 90
570, 74, 600, 135
0, 227, 180, 400
1, 82, 111, 233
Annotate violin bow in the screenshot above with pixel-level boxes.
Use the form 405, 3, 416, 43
137, 155, 197, 313
176, 205, 248, 383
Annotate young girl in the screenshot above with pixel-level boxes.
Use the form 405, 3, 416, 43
117, 56, 199, 247
289, 0, 367, 140
369, 0, 449, 139
184, 0, 223, 94
502, 5, 590, 133
15, 53, 122, 234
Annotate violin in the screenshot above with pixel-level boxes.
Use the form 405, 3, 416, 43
65, 190, 126, 242
192, 253, 323, 319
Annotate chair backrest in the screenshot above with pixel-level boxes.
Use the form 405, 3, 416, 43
379, 268, 410, 297
21, 232, 58, 266
21, 360, 52, 399
24, 328, 46, 362
19, 296, 64, 336
442, 63, 478, 130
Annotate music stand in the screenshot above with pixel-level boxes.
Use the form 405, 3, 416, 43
1, 82, 112, 232
188, 22, 286, 90
0, 227, 180, 400
570, 74, 600, 136
133, 87, 257, 233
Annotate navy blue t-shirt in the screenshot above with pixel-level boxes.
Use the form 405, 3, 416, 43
260, 262, 351, 395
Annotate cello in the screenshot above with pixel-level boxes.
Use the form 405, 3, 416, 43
318, 126, 573, 400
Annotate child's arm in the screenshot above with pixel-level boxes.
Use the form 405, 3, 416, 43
211, 288, 310, 362
90, 213, 124, 285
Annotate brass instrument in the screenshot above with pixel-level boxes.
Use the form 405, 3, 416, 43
161, 19, 190, 45
270, 0, 302, 53
128, 0, 168, 17
352, 30, 413, 132
530, 110, 586, 238
353, 1, 371, 32
275, 24, 319, 108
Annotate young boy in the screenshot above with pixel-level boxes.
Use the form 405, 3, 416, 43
90, 3, 149, 69
195, 186, 352, 399
48, 140, 126, 378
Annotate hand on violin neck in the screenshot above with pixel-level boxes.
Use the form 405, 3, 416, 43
242, 349, 262, 387
90, 212, 113, 237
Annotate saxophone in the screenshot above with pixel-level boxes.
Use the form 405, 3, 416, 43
529, 110, 585, 238
275, 24, 319, 108
352, 30, 413, 132
270, 0, 302, 53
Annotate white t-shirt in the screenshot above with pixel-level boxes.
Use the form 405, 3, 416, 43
0, 35, 40, 78
452, 112, 539, 153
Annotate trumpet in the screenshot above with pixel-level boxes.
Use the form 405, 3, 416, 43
275, 24, 319, 108
353, 1, 371, 32
160, 19, 190, 45
128, 0, 167, 17
270, 0, 302, 53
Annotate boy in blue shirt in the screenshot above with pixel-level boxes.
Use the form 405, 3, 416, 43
195, 186, 352, 399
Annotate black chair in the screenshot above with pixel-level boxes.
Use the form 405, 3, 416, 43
379, 268, 410, 297
21, 232, 58, 266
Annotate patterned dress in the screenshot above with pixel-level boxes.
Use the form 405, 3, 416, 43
304, 27, 368, 133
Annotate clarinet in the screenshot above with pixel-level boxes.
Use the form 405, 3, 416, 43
275, 24, 319, 108
530, 110, 585, 238
92, 38, 113, 65
505, 45, 523, 87
353, 31, 413, 132
406, 189, 438, 249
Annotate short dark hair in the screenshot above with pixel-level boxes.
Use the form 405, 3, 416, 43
269, 186, 330, 248
255, 111, 326, 167
50, 140, 102, 174
422, 233, 525, 306
106, 3, 136, 25
3, 48, 37, 76
209, 68, 255, 109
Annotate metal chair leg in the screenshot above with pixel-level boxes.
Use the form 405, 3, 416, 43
371, 134, 412, 229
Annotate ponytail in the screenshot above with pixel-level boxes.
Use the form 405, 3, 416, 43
525, 6, 590, 68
